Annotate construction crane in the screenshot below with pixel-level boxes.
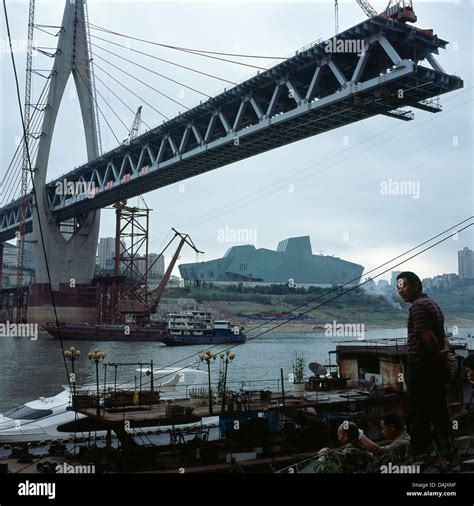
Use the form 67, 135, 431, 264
356, 0, 417, 23
119, 228, 203, 324
16, 0, 35, 321
123, 106, 142, 145
356, 0, 377, 18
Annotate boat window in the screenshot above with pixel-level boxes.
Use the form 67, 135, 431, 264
4, 405, 54, 420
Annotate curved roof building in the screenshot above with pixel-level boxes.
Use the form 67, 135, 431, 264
179, 236, 364, 286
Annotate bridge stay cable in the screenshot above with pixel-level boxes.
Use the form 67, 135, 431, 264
76, 62, 132, 133
93, 62, 169, 120
74, 65, 121, 145
93, 72, 152, 130
86, 21, 274, 70
2, 78, 51, 198
2, 79, 52, 202
91, 42, 212, 98
89, 33, 237, 85
2, 104, 46, 204
92, 52, 187, 111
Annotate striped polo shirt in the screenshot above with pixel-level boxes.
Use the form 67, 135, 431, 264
407, 293, 445, 359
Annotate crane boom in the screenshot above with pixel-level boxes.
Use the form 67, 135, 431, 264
125, 106, 142, 144
147, 229, 203, 315
356, 0, 378, 17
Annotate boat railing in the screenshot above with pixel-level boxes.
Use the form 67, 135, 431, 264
72, 387, 161, 412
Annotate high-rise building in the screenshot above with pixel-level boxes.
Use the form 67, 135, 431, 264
458, 247, 474, 280
148, 253, 165, 278
1, 241, 35, 287
131, 254, 165, 279
98, 238, 116, 271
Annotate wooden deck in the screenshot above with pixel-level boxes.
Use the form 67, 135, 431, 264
74, 388, 394, 429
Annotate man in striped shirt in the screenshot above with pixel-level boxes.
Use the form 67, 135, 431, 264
396, 271, 454, 455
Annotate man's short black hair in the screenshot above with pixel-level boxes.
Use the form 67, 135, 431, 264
382, 413, 404, 431
396, 271, 422, 292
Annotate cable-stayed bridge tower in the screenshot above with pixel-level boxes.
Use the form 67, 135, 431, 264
29, 0, 101, 321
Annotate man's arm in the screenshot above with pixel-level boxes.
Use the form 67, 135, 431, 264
419, 330, 442, 358
419, 330, 455, 367
358, 434, 383, 456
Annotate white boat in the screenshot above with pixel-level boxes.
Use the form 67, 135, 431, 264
0, 389, 76, 443
0, 367, 216, 444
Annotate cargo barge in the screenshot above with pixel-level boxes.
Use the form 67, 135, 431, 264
42, 321, 168, 342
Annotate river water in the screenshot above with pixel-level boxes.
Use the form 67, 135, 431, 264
1, 327, 473, 412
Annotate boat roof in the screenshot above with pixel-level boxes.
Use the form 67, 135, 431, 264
23, 389, 70, 409
333, 337, 469, 358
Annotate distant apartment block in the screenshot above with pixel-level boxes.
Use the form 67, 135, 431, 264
423, 273, 459, 290
98, 237, 116, 271
148, 253, 165, 278
458, 246, 474, 280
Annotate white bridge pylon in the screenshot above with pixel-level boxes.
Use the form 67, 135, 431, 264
32, 0, 100, 284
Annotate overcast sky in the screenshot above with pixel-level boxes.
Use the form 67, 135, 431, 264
1, 0, 473, 281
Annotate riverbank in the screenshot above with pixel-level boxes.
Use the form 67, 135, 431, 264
208, 301, 474, 334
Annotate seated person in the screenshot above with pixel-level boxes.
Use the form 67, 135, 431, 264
465, 354, 474, 385
359, 413, 410, 457
451, 354, 474, 424
301, 421, 373, 473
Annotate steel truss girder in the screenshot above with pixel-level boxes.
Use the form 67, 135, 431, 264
0, 16, 463, 241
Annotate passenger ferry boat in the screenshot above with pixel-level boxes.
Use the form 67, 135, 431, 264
159, 310, 246, 346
